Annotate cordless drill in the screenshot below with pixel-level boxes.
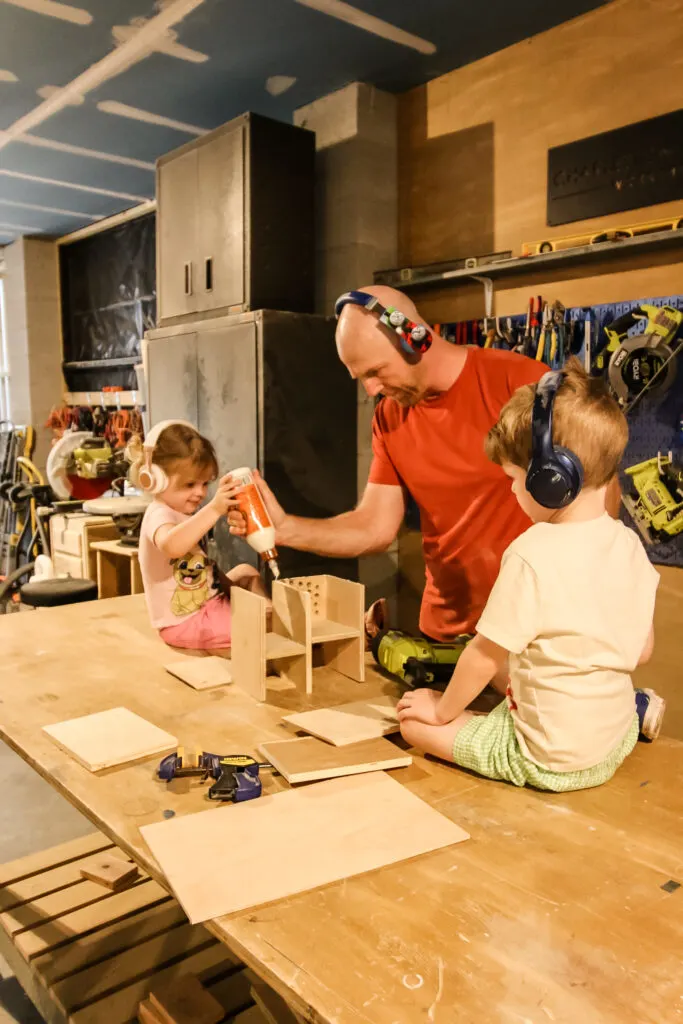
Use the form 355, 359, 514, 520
371, 630, 472, 690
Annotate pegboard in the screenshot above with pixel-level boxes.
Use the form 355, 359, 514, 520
436, 293, 683, 567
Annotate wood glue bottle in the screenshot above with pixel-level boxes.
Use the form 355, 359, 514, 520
230, 467, 281, 579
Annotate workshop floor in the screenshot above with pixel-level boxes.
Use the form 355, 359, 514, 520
0, 744, 96, 1023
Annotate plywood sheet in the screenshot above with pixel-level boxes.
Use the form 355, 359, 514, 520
165, 657, 233, 690
258, 736, 411, 783
42, 708, 177, 772
141, 773, 468, 924
282, 695, 399, 746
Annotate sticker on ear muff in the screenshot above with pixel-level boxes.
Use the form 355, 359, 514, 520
334, 290, 432, 356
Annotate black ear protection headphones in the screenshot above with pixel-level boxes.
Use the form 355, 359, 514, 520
526, 370, 584, 509
334, 290, 431, 356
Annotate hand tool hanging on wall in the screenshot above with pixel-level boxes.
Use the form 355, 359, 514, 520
584, 312, 592, 374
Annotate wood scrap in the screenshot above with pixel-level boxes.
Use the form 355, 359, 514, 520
148, 973, 224, 1024
164, 657, 233, 690
258, 735, 411, 783
282, 694, 399, 746
42, 707, 177, 772
80, 855, 139, 891
140, 773, 469, 924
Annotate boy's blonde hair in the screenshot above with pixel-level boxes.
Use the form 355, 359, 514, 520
485, 358, 628, 488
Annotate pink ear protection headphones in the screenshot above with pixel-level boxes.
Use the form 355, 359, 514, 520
138, 419, 195, 495
334, 290, 432, 356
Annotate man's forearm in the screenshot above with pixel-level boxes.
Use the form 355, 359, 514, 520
278, 511, 392, 559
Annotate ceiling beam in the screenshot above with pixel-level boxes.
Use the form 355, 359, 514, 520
0, 0, 207, 152
294, 0, 436, 55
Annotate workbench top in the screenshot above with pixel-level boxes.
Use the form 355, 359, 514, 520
2, 596, 682, 1024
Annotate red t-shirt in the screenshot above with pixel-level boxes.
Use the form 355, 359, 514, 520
369, 346, 547, 640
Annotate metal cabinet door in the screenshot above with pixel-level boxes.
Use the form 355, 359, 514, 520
197, 124, 246, 314
196, 322, 257, 473
197, 321, 257, 567
144, 332, 199, 428
157, 149, 198, 321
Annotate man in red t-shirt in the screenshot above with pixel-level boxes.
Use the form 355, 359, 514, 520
231, 285, 547, 640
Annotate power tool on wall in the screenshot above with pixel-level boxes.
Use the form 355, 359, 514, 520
602, 304, 683, 410
371, 630, 472, 689
622, 452, 683, 545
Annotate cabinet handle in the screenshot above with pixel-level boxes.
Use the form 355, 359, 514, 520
184, 262, 193, 296
205, 257, 213, 292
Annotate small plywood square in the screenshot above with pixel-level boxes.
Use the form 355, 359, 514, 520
140, 772, 469, 924
148, 973, 224, 1024
165, 657, 233, 690
43, 707, 177, 773
80, 855, 139, 891
259, 735, 411, 783
283, 694, 399, 747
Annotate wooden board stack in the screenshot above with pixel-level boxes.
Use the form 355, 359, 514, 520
259, 735, 411, 783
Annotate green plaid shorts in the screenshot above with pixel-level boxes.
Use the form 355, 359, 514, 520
452, 700, 639, 792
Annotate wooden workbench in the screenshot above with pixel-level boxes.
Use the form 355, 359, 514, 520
1, 596, 682, 1024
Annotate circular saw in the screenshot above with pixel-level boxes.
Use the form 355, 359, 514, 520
605, 304, 683, 410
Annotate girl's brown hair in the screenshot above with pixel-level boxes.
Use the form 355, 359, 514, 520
130, 424, 218, 482
485, 358, 628, 488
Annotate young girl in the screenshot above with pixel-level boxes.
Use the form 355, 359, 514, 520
397, 362, 664, 792
135, 420, 265, 650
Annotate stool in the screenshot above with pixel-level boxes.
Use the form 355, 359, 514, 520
20, 576, 98, 608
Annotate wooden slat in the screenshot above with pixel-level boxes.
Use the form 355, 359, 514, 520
0, 834, 112, 888
0, 847, 134, 914
233, 1009, 267, 1024
68, 942, 229, 1024
53, 923, 216, 1013
250, 978, 301, 1024
1, 877, 152, 938
35, 904, 188, 985
203, 968, 253, 1017
15, 881, 171, 960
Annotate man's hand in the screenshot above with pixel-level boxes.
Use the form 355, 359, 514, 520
209, 474, 241, 517
227, 471, 286, 539
396, 688, 448, 726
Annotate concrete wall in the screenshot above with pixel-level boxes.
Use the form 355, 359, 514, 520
295, 83, 400, 610
3, 238, 62, 471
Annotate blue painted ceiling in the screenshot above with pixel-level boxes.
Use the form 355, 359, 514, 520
0, 0, 609, 244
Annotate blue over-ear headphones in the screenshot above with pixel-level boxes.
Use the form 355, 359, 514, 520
334, 290, 431, 356
526, 370, 584, 508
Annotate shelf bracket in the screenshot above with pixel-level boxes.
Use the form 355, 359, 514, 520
471, 275, 494, 318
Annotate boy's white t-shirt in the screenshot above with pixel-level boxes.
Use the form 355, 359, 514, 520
476, 514, 659, 772
138, 500, 218, 629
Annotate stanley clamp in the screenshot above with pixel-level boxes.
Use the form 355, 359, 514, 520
157, 748, 267, 802
603, 304, 683, 410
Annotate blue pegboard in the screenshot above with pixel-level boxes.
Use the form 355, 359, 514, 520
439, 293, 683, 567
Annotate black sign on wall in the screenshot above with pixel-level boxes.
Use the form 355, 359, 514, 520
547, 109, 683, 226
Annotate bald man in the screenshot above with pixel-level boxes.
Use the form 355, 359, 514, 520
231, 285, 547, 641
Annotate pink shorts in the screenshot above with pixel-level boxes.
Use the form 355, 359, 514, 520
160, 595, 231, 650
